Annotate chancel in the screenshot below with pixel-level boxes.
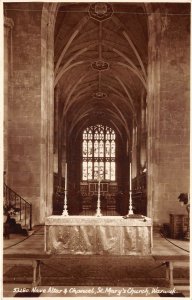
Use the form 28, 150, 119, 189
3, 1, 190, 296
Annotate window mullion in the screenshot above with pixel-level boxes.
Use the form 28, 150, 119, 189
104, 126, 106, 180
86, 134, 88, 181
110, 131, 112, 180
92, 133, 94, 180
98, 138, 100, 179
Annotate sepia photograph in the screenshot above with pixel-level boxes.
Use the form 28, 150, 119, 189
3, 1, 190, 298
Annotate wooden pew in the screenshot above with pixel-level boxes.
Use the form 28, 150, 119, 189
153, 255, 189, 290
4, 253, 52, 287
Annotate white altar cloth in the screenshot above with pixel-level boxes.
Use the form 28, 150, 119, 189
45, 216, 152, 256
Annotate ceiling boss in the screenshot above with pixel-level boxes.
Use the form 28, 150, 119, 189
89, 3, 113, 22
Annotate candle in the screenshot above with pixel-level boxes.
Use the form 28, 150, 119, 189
130, 163, 132, 191
62, 162, 69, 216
65, 163, 67, 191
98, 162, 100, 181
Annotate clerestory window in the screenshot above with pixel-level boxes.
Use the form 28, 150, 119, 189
82, 124, 116, 181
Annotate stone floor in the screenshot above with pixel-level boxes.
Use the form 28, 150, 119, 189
3, 226, 190, 298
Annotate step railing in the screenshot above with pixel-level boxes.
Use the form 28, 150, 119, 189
3, 183, 32, 230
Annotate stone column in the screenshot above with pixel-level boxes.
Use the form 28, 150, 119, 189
147, 12, 161, 221
40, 5, 56, 222
4, 17, 14, 182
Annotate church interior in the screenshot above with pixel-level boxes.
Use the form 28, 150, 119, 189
3, 2, 190, 297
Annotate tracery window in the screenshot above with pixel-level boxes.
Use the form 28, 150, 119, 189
82, 124, 116, 181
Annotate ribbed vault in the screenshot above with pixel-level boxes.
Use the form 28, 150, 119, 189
54, 2, 148, 141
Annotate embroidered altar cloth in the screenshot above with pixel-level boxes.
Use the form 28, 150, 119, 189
45, 216, 152, 255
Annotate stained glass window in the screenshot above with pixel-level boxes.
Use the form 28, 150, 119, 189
82, 124, 116, 180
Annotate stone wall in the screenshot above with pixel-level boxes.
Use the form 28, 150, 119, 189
153, 10, 190, 224
5, 3, 43, 224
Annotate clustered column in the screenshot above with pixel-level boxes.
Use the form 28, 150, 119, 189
4, 17, 14, 182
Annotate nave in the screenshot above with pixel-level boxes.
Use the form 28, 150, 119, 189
3, 2, 190, 298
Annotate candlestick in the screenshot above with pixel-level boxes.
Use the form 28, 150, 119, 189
65, 163, 67, 191
128, 162, 134, 215
62, 162, 68, 216
128, 190, 134, 215
95, 164, 102, 217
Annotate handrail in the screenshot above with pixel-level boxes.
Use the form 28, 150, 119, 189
3, 183, 32, 230
4, 184, 31, 205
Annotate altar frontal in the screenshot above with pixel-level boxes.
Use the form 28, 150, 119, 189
45, 216, 152, 255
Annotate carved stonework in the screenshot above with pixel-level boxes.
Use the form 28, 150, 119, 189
91, 60, 109, 71
161, 9, 169, 36
89, 3, 113, 21
4, 17, 14, 30
93, 91, 107, 99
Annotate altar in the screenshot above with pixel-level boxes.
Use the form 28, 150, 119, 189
45, 216, 152, 256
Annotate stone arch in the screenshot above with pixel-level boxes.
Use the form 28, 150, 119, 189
40, 3, 162, 222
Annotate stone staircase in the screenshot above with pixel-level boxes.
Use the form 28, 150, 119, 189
4, 184, 32, 237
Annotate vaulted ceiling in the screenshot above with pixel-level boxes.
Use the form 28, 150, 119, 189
54, 3, 148, 140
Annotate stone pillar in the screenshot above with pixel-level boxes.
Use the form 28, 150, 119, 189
4, 17, 14, 181
147, 12, 161, 221
40, 4, 56, 222
147, 6, 190, 224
